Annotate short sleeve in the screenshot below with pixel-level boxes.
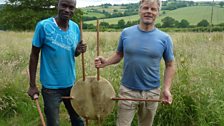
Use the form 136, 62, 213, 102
117, 30, 125, 53
163, 35, 175, 62
32, 22, 45, 47
76, 25, 81, 43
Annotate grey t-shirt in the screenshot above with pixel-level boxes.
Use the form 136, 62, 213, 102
117, 25, 174, 90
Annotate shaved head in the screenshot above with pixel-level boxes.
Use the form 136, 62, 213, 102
57, 0, 76, 21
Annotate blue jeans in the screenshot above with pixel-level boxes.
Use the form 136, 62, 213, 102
42, 86, 84, 126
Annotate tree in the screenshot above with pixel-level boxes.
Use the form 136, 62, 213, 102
0, 0, 83, 30
178, 19, 190, 28
155, 23, 162, 28
117, 19, 125, 29
113, 9, 118, 13
188, 1, 195, 6
126, 21, 132, 27
100, 22, 109, 28
72, 8, 84, 24
83, 23, 95, 29
197, 19, 209, 27
161, 16, 177, 28
219, 2, 224, 8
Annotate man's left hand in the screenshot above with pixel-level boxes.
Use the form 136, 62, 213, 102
76, 41, 87, 54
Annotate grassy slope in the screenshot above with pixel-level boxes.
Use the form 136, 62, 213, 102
159, 6, 224, 25
83, 5, 126, 13
84, 6, 224, 25
83, 11, 105, 18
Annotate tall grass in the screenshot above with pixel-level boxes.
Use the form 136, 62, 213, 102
0, 31, 224, 125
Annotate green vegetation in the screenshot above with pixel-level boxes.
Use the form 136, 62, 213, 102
83, 12, 105, 18
159, 6, 224, 25
0, 0, 83, 31
84, 6, 224, 26
84, 5, 126, 14
85, 15, 139, 25
1, 31, 224, 125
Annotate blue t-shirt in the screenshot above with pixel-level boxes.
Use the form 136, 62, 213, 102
32, 17, 80, 89
117, 25, 174, 90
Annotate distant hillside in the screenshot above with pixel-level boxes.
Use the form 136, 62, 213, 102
84, 6, 224, 25
159, 6, 224, 25
82, 3, 139, 21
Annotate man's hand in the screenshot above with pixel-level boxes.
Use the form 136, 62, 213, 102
95, 56, 107, 68
75, 41, 87, 56
27, 86, 39, 100
162, 89, 172, 105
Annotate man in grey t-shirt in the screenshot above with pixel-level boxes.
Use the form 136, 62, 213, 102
95, 0, 175, 126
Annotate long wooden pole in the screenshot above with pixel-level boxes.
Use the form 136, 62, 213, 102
34, 94, 46, 126
26, 68, 46, 126
61, 96, 74, 100
61, 96, 162, 102
111, 97, 162, 102
80, 20, 86, 81
210, 0, 214, 33
96, 19, 100, 81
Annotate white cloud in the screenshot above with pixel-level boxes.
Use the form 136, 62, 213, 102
0, 0, 5, 4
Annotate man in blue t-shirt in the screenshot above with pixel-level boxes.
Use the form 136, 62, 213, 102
95, 0, 175, 126
27, 0, 86, 125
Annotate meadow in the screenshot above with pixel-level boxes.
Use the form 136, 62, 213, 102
0, 31, 224, 126
84, 6, 224, 25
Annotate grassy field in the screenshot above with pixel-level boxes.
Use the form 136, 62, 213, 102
84, 6, 224, 25
83, 5, 127, 14
0, 31, 224, 125
83, 11, 106, 18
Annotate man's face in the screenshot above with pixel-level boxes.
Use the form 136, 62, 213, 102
139, 1, 159, 26
58, 0, 76, 20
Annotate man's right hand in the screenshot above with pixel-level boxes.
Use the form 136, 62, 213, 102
27, 86, 39, 100
95, 56, 107, 68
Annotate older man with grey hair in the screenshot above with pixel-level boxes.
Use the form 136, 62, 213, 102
95, 0, 175, 125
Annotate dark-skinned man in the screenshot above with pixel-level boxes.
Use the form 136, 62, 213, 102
27, 0, 86, 125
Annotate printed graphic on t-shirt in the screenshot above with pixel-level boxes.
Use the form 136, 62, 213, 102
43, 22, 78, 51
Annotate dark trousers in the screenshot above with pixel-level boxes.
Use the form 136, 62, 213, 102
42, 86, 84, 126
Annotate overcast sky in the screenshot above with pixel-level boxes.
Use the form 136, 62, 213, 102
77, 0, 138, 7
0, 0, 222, 7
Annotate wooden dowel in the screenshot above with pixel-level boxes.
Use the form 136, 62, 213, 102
62, 97, 162, 102
61, 96, 74, 100
96, 19, 100, 81
85, 117, 89, 126
34, 94, 46, 126
111, 97, 162, 102
80, 20, 86, 81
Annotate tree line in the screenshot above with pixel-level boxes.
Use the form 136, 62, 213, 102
83, 17, 224, 32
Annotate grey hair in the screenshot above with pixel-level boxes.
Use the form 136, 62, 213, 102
139, 0, 162, 10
